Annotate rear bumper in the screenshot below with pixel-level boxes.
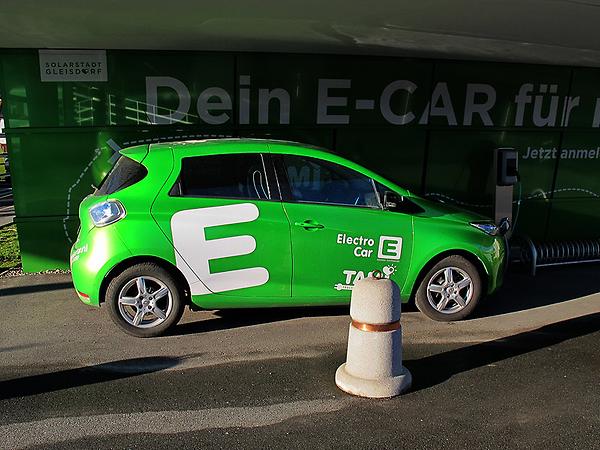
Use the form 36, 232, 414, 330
70, 227, 132, 306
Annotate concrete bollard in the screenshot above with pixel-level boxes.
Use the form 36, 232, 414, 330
335, 274, 412, 398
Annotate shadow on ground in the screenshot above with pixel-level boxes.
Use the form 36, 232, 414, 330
0, 356, 183, 400
0, 282, 74, 298
172, 305, 349, 336
2, 313, 598, 399
406, 311, 600, 392
474, 264, 600, 318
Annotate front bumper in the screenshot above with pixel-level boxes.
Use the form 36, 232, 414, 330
485, 236, 506, 294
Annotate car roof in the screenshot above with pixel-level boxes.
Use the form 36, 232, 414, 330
122, 137, 337, 164
120, 138, 319, 158
160, 138, 326, 154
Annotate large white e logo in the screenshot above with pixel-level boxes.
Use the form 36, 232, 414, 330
171, 203, 269, 295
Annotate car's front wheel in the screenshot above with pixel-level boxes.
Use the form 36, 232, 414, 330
415, 255, 482, 321
106, 262, 184, 337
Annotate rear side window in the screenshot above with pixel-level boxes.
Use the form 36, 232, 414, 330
96, 156, 147, 196
176, 153, 270, 200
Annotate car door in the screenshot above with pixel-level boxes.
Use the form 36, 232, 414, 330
152, 151, 292, 300
274, 153, 414, 301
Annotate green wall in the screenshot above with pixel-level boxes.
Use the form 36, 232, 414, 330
1, 49, 600, 271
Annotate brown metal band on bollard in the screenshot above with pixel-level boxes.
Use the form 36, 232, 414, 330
351, 319, 401, 332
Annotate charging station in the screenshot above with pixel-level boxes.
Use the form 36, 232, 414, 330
494, 147, 519, 237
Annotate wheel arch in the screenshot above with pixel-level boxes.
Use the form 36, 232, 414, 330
406, 249, 489, 303
99, 255, 192, 306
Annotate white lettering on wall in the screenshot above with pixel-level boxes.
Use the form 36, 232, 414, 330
380, 80, 417, 125
197, 87, 232, 125
143, 76, 595, 128
463, 83, 496, 126
146, 76, 191, 125
420, 82, 458, 126
317, 79, 351, 124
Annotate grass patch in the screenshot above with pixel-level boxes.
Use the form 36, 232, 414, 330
0, 224, 20, 269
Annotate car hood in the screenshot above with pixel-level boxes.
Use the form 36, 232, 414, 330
409, 195, 491, 224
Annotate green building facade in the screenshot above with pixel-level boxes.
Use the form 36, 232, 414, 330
1, 49, 600, 271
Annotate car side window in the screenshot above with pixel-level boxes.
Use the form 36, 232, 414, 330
176, 153, 270, 200
96, 156, 147, 196
279, 155, 381, 208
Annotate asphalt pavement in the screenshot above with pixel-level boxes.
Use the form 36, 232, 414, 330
0, 265, 599, 449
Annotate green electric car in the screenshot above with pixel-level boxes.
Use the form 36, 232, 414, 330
70, 139, 506, 337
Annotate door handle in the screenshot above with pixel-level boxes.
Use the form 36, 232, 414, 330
294, 220, 325, 230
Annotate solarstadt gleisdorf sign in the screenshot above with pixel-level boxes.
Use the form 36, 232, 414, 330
146, 76, 600, 128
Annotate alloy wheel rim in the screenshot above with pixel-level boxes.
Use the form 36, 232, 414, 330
117, 276, 173, 328
426, 266, 473, 314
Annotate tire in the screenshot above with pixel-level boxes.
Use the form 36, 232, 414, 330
414, 255, 482, 322
106, 262, 185, 337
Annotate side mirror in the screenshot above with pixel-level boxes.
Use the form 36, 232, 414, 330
383, 191, 402, 211
498, 217, 511, 236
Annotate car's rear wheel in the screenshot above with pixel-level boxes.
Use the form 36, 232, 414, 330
415, 255, 482, 321
106, 262, 184, 337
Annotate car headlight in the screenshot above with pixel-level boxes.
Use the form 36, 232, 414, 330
470, 221, 499, 236
89, 200, 126, 227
